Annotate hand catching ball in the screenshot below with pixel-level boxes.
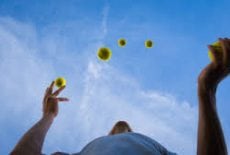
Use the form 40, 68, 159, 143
97, 47, 112, 61
55, 77, 66, 88
145, 40, 153, 48
208, 41, 222, 62
118, 38, 126, 47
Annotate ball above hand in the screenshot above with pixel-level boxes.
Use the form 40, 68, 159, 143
55, 77, 66, 88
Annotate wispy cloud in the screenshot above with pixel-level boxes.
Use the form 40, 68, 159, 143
0, 16, 199, 155
101, 4, 110, 39
0, 17, 56, 153
69, 61, 197, 155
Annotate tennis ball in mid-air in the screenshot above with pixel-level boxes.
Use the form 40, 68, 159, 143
97, 47, 112, 61
208, 41, 222, 62
55, 77, 66, 88
145, 40, 153, 48
118, 38, 126, 47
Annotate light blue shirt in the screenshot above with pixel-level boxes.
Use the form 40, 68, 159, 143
52, 132, 177, 155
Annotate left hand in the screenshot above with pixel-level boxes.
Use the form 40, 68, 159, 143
43, 81, 69, 117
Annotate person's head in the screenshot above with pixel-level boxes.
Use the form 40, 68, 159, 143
108, 121, 132, 135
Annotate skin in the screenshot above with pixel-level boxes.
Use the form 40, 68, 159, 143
10, 81, 69, 155
10, 38, 230, 155
197, 38, 229, 155
108, 121, 132, 135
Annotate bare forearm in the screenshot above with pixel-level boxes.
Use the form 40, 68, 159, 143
197, 85, 227, 155
11, 114, 54, 155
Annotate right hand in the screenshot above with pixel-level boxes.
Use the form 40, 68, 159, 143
43, 81, 69, 118
198, 38, 230, 91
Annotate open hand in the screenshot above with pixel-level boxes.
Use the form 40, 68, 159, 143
43, 81, 69, 117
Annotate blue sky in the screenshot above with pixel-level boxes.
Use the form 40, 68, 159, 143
0, 0, 230, 154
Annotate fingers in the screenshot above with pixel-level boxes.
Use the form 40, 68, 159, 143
45, 81, 55, 96
43, 81, 69, 117
49, 81, 55, 94
43, 81, 55, 102
56, 97, 69, 102
219, 38, 230, 67
47, 96, 69, 104
52, 86, 66, 96
44, 88, 49, 98
48, 95, 69, 101
44, 81, 69, 105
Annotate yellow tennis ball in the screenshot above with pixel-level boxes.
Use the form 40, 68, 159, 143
97, 47, 112, 61
208, 51, 214, 62
55, 77, 66, 88
118, 38, 126, 47
208, 41, 222, 62
145, 40, 153, 48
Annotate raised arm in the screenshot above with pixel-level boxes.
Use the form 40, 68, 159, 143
197, 38, 230, 155
10, 81, 69, 155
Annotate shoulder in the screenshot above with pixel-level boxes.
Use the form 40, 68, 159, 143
51, 152, 80, 155
80, 132, 177, 154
